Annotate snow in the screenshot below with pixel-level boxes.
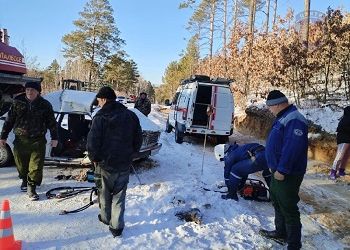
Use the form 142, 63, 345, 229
299, 106, 343, 134
0, 105, 347, 249
245, 98, 345, 135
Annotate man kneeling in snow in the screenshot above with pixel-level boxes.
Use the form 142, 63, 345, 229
214, 143, 271, 201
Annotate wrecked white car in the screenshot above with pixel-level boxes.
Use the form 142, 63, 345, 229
0, 89, 162, 167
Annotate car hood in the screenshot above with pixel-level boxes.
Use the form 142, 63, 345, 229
43, 89, 97, 114
43, 89, 160, 132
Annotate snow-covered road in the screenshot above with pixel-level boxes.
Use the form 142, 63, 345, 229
0, 105, 346, 249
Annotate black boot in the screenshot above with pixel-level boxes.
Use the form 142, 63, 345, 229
221, 187, 238, 201
259, 229, 286, 245
27, 184, 39, 201
109, 227, 123, 237
286, 224, 302, 250
20, 179, 28, 192
259, 209, 287, 244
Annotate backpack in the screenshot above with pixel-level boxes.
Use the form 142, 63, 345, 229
238, 178, 270, 202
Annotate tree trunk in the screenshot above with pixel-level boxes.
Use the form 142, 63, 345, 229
233, 0, 239, 36
209, 0, 216, 60
223, 0, 228, 75
244, 0, 257, 96
272, 0, 278, 28
265, 0, 271, 34
248, 0, 257, 36
304, 0, 310, 49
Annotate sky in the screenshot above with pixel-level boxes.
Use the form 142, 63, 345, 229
0, 0, 349, 86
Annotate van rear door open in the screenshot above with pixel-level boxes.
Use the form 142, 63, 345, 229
191, 84, 211, 127
191, 83, 233, 132
210, 85, 234, 131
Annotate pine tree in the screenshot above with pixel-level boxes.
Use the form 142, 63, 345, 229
62, 0, 124, 83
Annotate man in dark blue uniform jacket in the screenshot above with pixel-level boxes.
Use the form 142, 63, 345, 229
259, 90, 308, 250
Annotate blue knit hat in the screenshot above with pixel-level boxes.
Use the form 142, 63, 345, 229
266, 90, 288, 106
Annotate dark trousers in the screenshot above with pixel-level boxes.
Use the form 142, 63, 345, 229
226, 157, 271, 193
13, 136, 46, 186
95, 163, 129, 230
270, 174, 304, 249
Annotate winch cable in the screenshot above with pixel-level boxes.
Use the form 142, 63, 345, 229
199, 105, 213, 188
46, 186, 98, 215
202, 187, 228, 193
131, 164, 143, 185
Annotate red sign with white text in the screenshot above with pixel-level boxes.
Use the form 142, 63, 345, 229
0, 42, 26, 74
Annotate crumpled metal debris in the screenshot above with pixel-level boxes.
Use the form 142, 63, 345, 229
175, 208, 202, 225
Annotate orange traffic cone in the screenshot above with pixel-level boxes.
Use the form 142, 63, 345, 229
0, 199, 22, 250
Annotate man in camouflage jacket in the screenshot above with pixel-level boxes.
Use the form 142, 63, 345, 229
134, 92, 151, 116
0, 82, 58, 201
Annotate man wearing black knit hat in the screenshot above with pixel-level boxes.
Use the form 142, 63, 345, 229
259, 90, 308, 250
87, 86, 142, 237
0, 81, 58, 201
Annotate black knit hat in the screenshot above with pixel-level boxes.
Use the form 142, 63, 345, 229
25, 81, 41, 93
96, 86, 116, 100
266, 90, 288, 106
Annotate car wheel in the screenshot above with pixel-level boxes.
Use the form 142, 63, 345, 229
0, 145, 13, 167
216, 135, 229, 144
165, 118, 172, 133
175, 124, 184, 144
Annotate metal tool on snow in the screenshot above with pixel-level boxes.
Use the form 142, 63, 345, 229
131, 163, 144, 185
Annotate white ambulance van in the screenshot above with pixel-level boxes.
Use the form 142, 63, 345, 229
165, 75, 234, 144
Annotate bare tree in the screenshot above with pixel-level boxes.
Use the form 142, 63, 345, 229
265, 0, 270, 34
232, 0, 239, 35
272, 0, 278, 28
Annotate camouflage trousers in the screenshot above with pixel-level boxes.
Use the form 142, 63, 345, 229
13, 136, 46, 186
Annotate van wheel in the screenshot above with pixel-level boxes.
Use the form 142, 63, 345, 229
216, 135, 229, 144
165, 118, 172, 133
175, 125, 184, 144
0, 145, 13, 167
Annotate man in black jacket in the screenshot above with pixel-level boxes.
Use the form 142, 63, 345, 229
87, 86, 142, 237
